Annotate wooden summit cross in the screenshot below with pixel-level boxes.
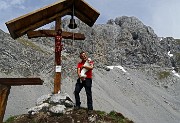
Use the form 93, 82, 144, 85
5, 0, 100, 94
0, 78, 43, 122
2, 0, 99, 121
28, 18, 85, 94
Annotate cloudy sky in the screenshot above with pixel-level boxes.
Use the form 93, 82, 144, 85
0, 0, 180, 38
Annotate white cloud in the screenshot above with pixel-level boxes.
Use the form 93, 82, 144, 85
11, 0, 26, 9
0, 0, 25, 10
10, 0, 25, 5
0, 1, 9, 10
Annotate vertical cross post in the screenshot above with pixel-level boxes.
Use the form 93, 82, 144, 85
0, 85, 11, 122
54, 17, 61, 94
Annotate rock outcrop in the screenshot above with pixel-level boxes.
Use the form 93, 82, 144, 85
28, 93, 74, 115
60, 16, 179, 70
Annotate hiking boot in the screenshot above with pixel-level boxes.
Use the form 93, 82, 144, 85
74, 106, 80, 110
88, 110, 93, 115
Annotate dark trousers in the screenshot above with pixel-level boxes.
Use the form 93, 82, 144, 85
74, 78, 93, 110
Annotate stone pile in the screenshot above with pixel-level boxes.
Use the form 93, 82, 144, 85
28, 93, 74, 116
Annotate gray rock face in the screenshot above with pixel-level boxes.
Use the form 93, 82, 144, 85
60, 16, 179, 70
0, 29, 54, 78
1, 16, 178, 79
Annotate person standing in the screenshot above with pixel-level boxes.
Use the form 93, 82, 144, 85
74, 51, 94, 112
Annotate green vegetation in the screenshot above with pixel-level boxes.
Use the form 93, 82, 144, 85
175, 39, 180, 45
157, 71, 171, 79
108, 111, 132, 123
4, 116, 16, 123
96, 110, 107, 117
4, 109, 133, 123
96, 110, 133, 123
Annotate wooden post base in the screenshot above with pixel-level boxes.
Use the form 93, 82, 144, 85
0, 85, 11, 123
0, 78, 43, 122
54, 72, 61, 94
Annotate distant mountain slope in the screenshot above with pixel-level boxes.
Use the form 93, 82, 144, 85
91, 67, 180, 123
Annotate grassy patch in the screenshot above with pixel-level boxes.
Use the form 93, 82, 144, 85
157, 71, 171, 79
95, 110, 133, 123
107, 111, 133, 123
4, 109, 134, 123
175, 39, 180, 45
96, 110, 107, 117
4, 116, 16, 123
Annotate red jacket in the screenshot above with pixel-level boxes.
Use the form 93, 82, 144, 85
77, 60, 94, 78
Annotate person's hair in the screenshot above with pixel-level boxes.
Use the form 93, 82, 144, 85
79, 51, 87, 58
80, 51, 86, 55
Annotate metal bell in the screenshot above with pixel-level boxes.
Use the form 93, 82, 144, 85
68, 16, 77, 29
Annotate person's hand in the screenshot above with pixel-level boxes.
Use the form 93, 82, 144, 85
81, 65, 85, 69
80, 77, 86, 81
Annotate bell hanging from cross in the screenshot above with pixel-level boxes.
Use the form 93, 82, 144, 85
68, 15, 77, 29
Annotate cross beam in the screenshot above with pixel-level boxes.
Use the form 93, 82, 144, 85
0, 78, 43, 122
27, 30, 85, 40
5, 0, 100, 39
0, 78, 43, 86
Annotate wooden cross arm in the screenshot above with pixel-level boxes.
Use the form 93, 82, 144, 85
27, 30, 85, 40
62, 31, 85, 40
0, 78, 43, 86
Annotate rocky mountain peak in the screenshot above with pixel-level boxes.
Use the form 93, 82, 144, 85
60, 16, 179, 69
